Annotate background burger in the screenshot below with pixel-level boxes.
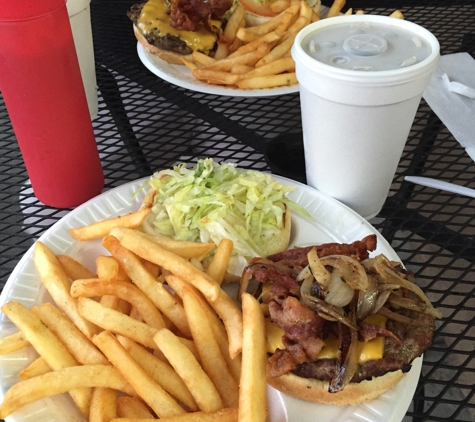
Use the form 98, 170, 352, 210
239, 235, 442, 405
128, 0, 232, 65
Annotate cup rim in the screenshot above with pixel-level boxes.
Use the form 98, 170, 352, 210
292, 15, 440, 85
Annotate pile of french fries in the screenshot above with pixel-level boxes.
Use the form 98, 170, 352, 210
183, 0, 403, 90
0, 190, 267, 422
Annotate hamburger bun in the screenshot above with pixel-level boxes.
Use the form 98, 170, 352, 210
266, 365, 406, 405
133, 25, 191, 65
259, 203, 291, 257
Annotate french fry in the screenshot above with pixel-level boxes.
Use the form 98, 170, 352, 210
192, 51, 216, 66
390, 9, 404, 19
182, 286, 239, 408
205, 238, 234, 285
271, 0, 290, 13
0, 365, 134, 419
18, 356, 51, 380
165, 263, 241, 364
167, 276, 241, 383
110, 408, 238, 422
312, 9, 320, 21
237, 72, 298, 90
71, 278, 166, 330
96, 254, 122, 309
355, 9, 364, 14
89, 388, 118, 422
344, 7, 353, 14
230, 64, 255, 75
96, 255, 120, 280
142, 258, 161, 278
116, 229, 221, 302
34, 241, 100, 339
326, 0, 346, 17
69, 208, 151, 241
242, 56, 295, 79
116, 396, 155, 418
230, 31, 281, 59
238, 293, 267, 422
117, 335, 199, 411
57, 254, 97, 280
208, 289, 243, 360
223, 5, 246, 43
0, 331, 30, 355
153, 328, 224, 413
111, 227, 215, 260
214, 42, 229, 60
31, 302, 109, 365
256, 34, 294, 67
100, 294, 121, 311
129, 306, 144, 322
299, 0, 313, 21
182, 56, 200, 71
139, 187, 156, 210
102, 235, 191, 338
1, 301, 92, 416
275, 5, 300, 35
78, 297, 159, 349
93, 331, 186, 418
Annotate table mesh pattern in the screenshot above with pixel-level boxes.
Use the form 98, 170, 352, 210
0, 0, 475, 421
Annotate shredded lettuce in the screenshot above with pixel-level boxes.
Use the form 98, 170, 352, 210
142, 158, 311, 263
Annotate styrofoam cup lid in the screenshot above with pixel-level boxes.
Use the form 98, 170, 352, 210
292, 15, 440, 86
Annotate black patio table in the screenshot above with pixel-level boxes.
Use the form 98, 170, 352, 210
0, 0, 474, 421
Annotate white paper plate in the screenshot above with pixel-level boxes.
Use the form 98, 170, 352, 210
0, 175, 421, 422
137, 43, 299, 97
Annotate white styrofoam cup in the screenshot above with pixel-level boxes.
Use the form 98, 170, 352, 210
292, 15, 440, 219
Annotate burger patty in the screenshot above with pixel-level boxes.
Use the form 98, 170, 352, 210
293, 309, 434, 383
127, 1, 193, 55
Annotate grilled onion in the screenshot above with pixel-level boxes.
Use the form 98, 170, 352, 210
302, 293, 357, 330
325, 268, 355, 307
320, 255, 369, 291
363, 255, 442, 319
329, 310, 359, 393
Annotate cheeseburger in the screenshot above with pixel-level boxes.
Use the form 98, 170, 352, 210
128, 0, 232, 64
239, 235, 441, 405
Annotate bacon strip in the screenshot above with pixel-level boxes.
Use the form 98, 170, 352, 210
169, 0, 232, 32
359, 321, 403, 343
266, 234, 377, 267
267, 297, 325, 377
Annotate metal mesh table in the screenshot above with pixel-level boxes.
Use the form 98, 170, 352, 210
0, 0, 474, 420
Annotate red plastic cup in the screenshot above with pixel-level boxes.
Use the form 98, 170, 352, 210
0, 0, 104, 208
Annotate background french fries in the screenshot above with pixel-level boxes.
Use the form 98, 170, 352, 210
185, 0, 404, 90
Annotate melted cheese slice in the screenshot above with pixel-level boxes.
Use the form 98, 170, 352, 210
264, 314, 387, 363
137, 0, 221, 53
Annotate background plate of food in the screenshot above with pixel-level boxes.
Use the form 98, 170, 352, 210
0, 162, 430, 422
137, 43, 300, 97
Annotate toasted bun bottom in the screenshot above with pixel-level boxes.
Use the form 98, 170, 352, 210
260, 203, 292, 257
133, 25, 191, 65
267, 368, 407, 405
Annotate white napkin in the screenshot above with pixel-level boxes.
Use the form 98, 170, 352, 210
422, 52, 475, 161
